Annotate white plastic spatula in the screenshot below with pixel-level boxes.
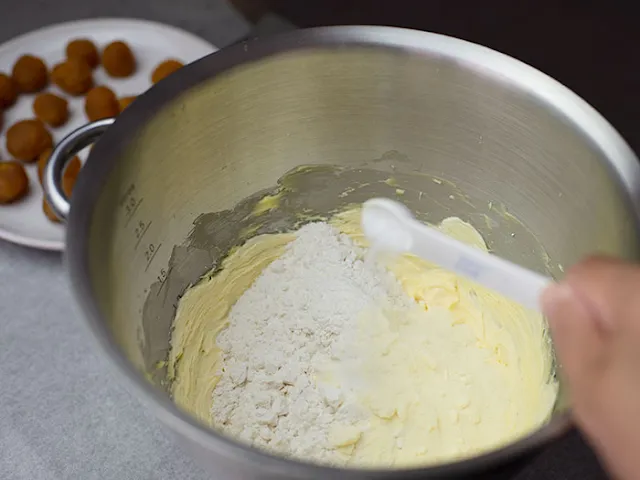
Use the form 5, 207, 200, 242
361, 198, 552, 313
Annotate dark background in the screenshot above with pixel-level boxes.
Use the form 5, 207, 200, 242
231, 1, 627, 478
260, 0, 639, 156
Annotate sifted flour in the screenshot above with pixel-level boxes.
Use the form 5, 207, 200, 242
170, 211, 557, 467
211, 222, 410, 464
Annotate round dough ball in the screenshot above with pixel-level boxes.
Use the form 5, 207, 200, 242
0, 73, 18, 109
66, 38, 99, 69
43, 197, 61, 223
151, 59, 184, 84
118, 95, 137, 112
62, 155, 81, 198
52, 59, 93, 96
102, 41, 136, 78
37, 147, 53, 185
33, 93, 69, 127
0, 161, 29, 204
6, 119, 53, 163
85, 86, 119, 121
12, 55, 48, 93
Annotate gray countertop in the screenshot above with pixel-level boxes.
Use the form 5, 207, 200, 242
0, 243, 211, 480
0, 2, 250, 479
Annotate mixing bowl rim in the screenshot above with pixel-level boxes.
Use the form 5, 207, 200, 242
67, 25, 638, 476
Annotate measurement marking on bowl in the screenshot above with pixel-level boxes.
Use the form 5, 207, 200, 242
118, 183, 135, 205
120, 184, 144, 228
144, 243, 162, 272
156, 267, 172, 303
157, 267, 168, 286
133, 220, 152, 251
124, 198, 144, 227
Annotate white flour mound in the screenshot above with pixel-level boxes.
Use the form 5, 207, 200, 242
212, 222, 409, 464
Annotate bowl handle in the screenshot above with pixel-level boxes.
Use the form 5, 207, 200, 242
43, 118, 116, 221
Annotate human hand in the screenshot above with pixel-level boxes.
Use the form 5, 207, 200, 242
542, 256, 640, 480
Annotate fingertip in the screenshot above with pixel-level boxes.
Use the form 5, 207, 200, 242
541, 282, 608, 381
542, 281, 611, 334
541, 283, 575, 319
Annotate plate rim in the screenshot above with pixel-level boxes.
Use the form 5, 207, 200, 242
0, 225, 65, 251
0, 17, 217, 57
0, 17, 217, 252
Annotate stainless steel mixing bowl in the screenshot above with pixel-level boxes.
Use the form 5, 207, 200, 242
44, 26, 640, 479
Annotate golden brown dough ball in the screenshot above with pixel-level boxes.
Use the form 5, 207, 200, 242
37, 147, 53, 184
151, 59, 184, 84
33, 93, 69, 128
6, 119, 53, 163
102, 41, 136, 78
51, 59, 93, 96
0, 161, 29, 204
85, 86, 119, 121
66, 39, 99, 69
0, 73, 18, 109
43, 197, 61, 223
62, 155, 81, 198
12, 55, 48, 93
118, 95, 137, 112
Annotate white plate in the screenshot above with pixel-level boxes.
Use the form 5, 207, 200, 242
0, 19, 217, 251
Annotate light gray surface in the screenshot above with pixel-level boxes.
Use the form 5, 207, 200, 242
0, 2, 252, 479
0, 244, 211, 480
0, 0, 251, 46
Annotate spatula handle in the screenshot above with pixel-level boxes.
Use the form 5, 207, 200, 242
406, 220, 552, 312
